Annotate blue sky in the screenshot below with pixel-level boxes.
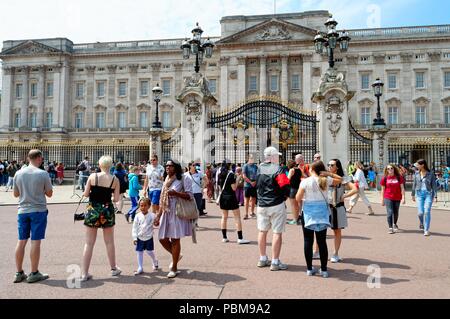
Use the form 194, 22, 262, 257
0, 0, 449, 45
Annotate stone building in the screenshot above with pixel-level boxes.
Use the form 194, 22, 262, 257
1, 10, 450, 167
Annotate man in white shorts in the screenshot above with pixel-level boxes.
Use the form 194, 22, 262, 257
255, 147, 291, 271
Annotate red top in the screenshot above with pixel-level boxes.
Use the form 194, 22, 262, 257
381, 175, 404, 201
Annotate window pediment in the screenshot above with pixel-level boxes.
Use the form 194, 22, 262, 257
358, 98, 375, 106
73, 105, 86, 113
413, 97, 430, 106
94, 104, 107, 111
385, 97, 401, 106
441, 96, 450, 105
115, 103, 128, 110
137, 103, 151, 110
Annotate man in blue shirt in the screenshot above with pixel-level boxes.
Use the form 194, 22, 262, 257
243, 155, 258, 220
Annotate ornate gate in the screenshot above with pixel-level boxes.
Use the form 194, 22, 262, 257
207, 98, 318, 164
161, 130, 182, 164
348, 119, 373, 164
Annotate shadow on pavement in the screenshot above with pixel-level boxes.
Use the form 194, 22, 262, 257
179, 270, 246, 286
341, 235, 372, 240
38, 273, 176, 289
343, 258, 411, 270
330, 268, 410, 285
400, 230, 450, 237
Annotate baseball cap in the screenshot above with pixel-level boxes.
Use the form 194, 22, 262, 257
264, 147, 282, 157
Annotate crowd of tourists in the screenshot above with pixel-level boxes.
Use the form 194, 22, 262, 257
9, 148, 444, 284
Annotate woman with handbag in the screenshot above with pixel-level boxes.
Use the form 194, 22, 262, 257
113, 163, 128, 214
80, 156, 121, 282
153, 160, 193, 279
296, 161, 342, 278
218, 160, 250, 245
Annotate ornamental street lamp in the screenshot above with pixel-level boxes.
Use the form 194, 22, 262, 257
372, 78, 386, 128
314, 15, 351, 68
181, 23, 215, 73
152, 84, 163, 129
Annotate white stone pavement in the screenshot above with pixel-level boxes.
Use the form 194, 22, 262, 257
0, 184, 449, 211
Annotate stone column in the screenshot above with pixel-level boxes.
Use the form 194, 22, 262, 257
149, 128, 163, 160
400, 53, 413, 123
36, 65, 46, 128
86, 65, 96, 129
237, 57, 247, 102
174, 62, 184, 96
429, 51, 442, 124
312, 68, 354, 165
129, 64, 139, 127
106, 65, 117, 128
52, 65, 62, 128
281, 55, 289, 102
151, 63, 161, 85
259, 56, 267, 96
302, 53, 313, 109
220, 57, 229, 108
20, 67, 30, 129
0, 66, 14, 131
372, 129, 390, 173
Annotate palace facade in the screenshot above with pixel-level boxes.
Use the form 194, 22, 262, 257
1, 11, 450, 167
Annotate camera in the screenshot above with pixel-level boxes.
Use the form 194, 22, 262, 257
74, 212, 86, 222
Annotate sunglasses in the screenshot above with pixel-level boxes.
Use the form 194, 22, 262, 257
328, 164, 336, 167
165, 164, 174, 167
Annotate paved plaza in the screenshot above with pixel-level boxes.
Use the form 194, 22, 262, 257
1, 186, 450, 299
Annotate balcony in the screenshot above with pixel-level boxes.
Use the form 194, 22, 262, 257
348, 25, 450, 40
355, 124, 450, 130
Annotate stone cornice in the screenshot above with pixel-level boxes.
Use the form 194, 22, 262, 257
128, 64, 139, 72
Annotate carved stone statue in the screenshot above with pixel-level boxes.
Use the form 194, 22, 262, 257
257, 25, 291, 41
325, 95, 344, 142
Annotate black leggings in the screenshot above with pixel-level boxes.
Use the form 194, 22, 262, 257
302, 225, 328, 272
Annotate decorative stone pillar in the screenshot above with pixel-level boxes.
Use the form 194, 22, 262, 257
149, 128, 164, 160
150, 63, 161, 85
129, 64, 139, 127
400, 53, 413, 123
106, 65, 117, 128
219, 57, 229, 108
237, 57, 247, 102
177, 73, 218, 167
0, 66, 14, 131
174, 62, 184, 95
259, 56, 267, 96
281, 55, 289, 102
86, 65, 96, 129
20, 67, 30, 129
312, 68, 355, 165
52, 65, 62, 128
36, 65, 46, 128
371, 128, 390, 174
428, 51, 442, 124
302, 53, 313, 109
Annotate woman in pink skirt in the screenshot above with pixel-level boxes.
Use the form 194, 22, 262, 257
154, 159, 193, 279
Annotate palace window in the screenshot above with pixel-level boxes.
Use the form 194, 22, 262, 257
75, 112, 84, 129
209, 79, 217, 94
270, 75, 279, 92
30, 83, 37, 98
76, 83, 85, 98
162, 80, 171, 96
445, 106, 450, 124
388, 74, 397, 89
249, 76, 257, 91
29, 113, 37, 128
16, 84, 23, 99
47, 82, 53, 97
140, 112, 148, 128
96, 112, 105, 128
388, 107, 398, 125
444, 72, 450, 88
416, 72, 425, 88
118, 112, 126, 128
45, 112, 52, 128
162, 111, 171, 128
14, 113, 20, 128
361, 74, 370, 90
416, 106, 426, 124
118, 82, 127, 97
291, 74, 301, 91
140, 81, 149, 96
361, 107, 371, 125
97, 81, 105, 97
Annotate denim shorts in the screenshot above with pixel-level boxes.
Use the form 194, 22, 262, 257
18, 211, 48, 241
148, 190, 162, 205
136, 238, 154, 252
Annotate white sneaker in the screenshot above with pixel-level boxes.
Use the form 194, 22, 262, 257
237, 239, 250, 245
330, 255, 341, 263
79, 274, 92, 282
167, 270, 180, 278
222, 238, 230, 243
388, 228, 394, 234
424, 231, 430, 237
111, 267, 122, 276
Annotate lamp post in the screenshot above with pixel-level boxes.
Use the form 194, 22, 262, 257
369, 78, 390, 185
314, 15, 351, 69
181, 23, 215, 73
372, 78, 386, 128
152, 84, 163, 129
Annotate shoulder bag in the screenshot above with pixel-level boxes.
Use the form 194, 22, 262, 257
176, 176, 199, 220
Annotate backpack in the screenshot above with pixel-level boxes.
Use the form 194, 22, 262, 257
78, 162, 87, 172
